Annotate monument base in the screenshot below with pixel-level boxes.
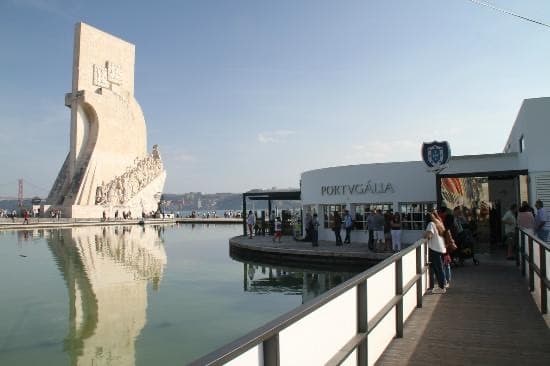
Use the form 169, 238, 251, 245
45, 171, 166, 219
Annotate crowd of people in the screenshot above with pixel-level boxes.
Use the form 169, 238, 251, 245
0, 209, 18, 219
245, 210, 290, 242
0, 208, 62, 222
425, 199, 547, 295
501, 200, 548, 259
322, 209, 404, 251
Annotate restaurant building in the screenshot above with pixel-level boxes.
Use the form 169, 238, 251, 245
300, 97, 550, 246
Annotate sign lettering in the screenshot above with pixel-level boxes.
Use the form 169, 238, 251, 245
321, 181, 395, 196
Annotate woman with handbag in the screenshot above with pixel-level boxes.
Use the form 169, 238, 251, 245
424, 212, 447, 294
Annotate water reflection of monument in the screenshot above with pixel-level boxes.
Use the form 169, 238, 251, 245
47, 225, 167, 366
241, 262, 357, 304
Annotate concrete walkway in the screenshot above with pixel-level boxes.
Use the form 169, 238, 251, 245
230, 235, 393, 266
376, 253, 550, 365
0, 217, 241, 230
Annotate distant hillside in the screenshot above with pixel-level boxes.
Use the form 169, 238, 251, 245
0, 199, 34, 211
161, 192, 300, 212
0, 192, 300, 213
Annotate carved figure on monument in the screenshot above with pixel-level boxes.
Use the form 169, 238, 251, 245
152, 144, 161, 160
95, 184, 103, 204
45, 22, 167, 218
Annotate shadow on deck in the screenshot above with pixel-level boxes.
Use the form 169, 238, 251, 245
376, 252, 550, 365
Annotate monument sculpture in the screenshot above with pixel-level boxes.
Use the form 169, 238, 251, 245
45, 22, 166, 218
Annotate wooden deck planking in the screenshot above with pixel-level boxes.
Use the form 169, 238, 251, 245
376, 255, 550, 365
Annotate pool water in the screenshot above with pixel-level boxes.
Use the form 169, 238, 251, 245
0, 224, 361, 365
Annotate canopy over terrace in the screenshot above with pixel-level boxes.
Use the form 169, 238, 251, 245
242, 189, 301, 235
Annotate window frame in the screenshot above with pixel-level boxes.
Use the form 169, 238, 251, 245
351, 203, 394, 231
519, 135, 525, 153
322, 204, 346, 229
398, 202, 435, 230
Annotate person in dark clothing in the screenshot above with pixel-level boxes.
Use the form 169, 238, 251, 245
332, 211, 343, 246
312, 213, 319, 247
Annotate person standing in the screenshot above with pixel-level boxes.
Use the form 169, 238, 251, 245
372, 210, 385, 251
23, 210, 29, 224
502, 203, 518, 259
367, 209, 375, 250
304, 212, 313, 241
518, 202, 535, 230
269, 210, 276, 236
390, 212, 402, 252
246, 210, 256, 239
272, 217, 282, 243
332, 211, 343, 246
343, 210, 353, 244
312, 213, 319, 247
535, 200, 548, 241
424, 212, 447, 294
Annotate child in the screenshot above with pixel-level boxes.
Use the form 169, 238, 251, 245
273, 217, 282, 243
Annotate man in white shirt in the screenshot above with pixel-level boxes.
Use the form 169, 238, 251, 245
535, 200, 548, 241
246, 211, 256, 239
501, 203, 517, 260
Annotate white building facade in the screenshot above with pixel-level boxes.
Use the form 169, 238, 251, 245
300, 97, 550, 244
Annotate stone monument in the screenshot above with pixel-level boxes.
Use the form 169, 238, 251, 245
45, 22, 166, 218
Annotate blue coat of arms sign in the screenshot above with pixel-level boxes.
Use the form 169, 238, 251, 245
421, 141, 451, 172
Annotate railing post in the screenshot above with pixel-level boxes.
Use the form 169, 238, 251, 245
357, 281, 368, 365
520, 231, 526, 277
395, 258, 403, 338
263, 334, 280, 366
416, 246, 423, 308
540, 245, 547, 314
528, 237, 534, 292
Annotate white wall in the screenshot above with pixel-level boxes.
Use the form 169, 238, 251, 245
443, 153, 520, 175
279, 287, 357, 365
301, 161, 436, 206
503, 97, 550, 207
504, 97, 550, 171
301, 162, 436, 244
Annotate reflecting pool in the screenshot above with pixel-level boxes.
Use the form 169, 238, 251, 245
0, 224, 364, 365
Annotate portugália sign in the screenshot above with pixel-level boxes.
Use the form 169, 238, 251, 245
321, 182, 394, 196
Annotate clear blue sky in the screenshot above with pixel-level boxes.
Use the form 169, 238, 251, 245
1, 0, 549, 197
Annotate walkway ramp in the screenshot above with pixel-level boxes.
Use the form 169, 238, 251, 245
377, 255, 550, 365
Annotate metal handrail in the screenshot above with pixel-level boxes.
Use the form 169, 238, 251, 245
518, 228, 549, 315
188, 239, 428, 365
519, 228, 550, 251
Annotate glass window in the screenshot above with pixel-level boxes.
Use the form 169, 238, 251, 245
322, 204, 346, 228
519, 135, 525, 153
399, 202, 435, 230
352, 203, 393, 230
